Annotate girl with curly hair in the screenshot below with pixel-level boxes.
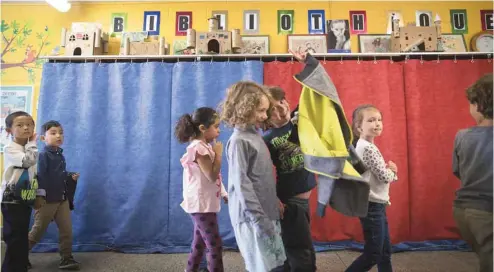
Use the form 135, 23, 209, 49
219, 81, 286, 272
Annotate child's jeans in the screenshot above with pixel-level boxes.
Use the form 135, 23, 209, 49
28, 200, 73, 258
453, 206, 493, 272
187, 213, 224, 272
346, 202, 393, 272
2, 203, 32, 272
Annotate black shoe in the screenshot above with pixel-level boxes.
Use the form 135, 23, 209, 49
59, 256, 80, 270
27, 259, 32, 270
198, 269, 209, 272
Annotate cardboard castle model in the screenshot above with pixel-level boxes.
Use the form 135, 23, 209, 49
186, 17, 242, 54
122, 36, 168, 56
61, 24, 109, 56
390, 14, 442, 52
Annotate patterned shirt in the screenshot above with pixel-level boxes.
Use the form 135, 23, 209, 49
1, 139, 45, 205
356, 139, 397, 204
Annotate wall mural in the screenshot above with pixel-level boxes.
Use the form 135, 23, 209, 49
1, 20, 57, 83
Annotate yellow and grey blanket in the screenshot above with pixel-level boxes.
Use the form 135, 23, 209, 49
294, 54, 370, 217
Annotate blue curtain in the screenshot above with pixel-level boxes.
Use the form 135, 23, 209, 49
168, 61, 264, 251
34, 61, 263, 253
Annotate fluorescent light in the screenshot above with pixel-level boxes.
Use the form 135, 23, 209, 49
45, 0, 71, 12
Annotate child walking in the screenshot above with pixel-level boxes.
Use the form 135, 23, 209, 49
452, 74, 492, 272
2, 111, 46, 272
263, 86, 317, 272
346, 104, 398, 272
175, 107, 228, 272
28, 120, 80, 270
220, 81, 286, 272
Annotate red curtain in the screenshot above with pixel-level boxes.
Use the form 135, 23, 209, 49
264, 59, 493, 244
404, 59, 493, 241
264, 60, 410, 244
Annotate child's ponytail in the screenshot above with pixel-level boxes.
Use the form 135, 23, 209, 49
351, 109, 362, 147
174, 107, 219, 143
175, 114, 200, 143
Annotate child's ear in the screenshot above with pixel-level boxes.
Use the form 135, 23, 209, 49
39, 135, 46, 142
198, 124, 206, 133
5, 128, 11, 136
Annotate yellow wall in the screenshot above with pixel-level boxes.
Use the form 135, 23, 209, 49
0, 1, 491, 178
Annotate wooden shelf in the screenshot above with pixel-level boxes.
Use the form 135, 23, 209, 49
39, 52, 492, 63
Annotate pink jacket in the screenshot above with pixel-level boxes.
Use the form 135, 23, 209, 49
180, 140, 227, 213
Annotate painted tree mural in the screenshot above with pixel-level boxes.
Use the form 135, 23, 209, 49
1, 20, 55, 83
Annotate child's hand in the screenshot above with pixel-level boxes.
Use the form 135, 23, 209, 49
71, 173, 80, 181
34, 196, 46, 210
290, 111, 299, 125
212, 140, 223, 156
222, 195, 228, 204
29, 133, 37, 142
278, 199, 286, 220
289, 48, 307, 62
388, 161, 398, 173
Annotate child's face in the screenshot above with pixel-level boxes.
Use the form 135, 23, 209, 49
359, 109, 383, 139
331, 22, 346, 37
269, 99, 290, 127
42, 126, 64, 147
201, 118, 220, 143
253, 94, 270, 129
7, 115, 34, 140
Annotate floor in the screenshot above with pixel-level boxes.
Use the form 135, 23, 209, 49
29, 250, 478, 272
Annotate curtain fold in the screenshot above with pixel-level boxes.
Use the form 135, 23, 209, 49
168, 61, 264, 251
404, 59, 493, 242
264, 60, 410, 250
36, 62, 174, 252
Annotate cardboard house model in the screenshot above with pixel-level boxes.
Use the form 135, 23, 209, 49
122, 36, 168, 56
61, 24, 109, 56
390, 14, 442, 52
186, 17, 242, 54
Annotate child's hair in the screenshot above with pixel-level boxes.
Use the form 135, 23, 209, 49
267, 86, 285, 101
219, 81, 272, 127
41, 120, 62, 134
466, 74, 493, 119
5, 111, 33, 128
351, 104, 380, 146
175, 107, 218, 143
330, 20, 347, 29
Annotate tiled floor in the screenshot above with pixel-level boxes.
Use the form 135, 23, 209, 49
29, 250, 478, 271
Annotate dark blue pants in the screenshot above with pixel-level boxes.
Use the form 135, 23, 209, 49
346, 202, 393, 272
2, 203, 32, 272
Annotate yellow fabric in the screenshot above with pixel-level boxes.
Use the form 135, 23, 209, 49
296, 79, 361, 179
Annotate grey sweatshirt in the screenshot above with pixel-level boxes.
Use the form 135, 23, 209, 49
226, 125, 279, 236
453, 126, 493, 212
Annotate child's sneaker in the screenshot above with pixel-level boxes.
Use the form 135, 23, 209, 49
59, 255, 80, 270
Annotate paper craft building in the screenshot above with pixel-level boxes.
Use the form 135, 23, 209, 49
122, 36, 168, 55
60, 24, 109, 56
186, 17, 242, 54
390, 14, 442, 52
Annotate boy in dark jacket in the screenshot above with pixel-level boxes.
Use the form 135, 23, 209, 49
28, 120, 80, 270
